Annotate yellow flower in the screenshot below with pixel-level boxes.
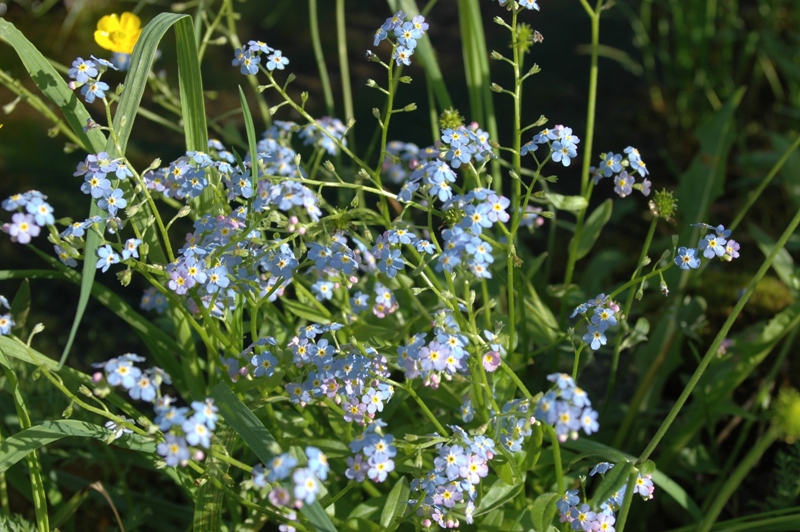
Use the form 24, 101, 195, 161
94, 12, 142, 55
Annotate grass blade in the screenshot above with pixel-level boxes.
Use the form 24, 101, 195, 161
0, 420, 157, 475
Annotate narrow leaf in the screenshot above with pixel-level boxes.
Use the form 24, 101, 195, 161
573, 199, 612, 260
531, 492, 560, 532
380, 477, 410, 530
0, 420, 156, 475
546, 193, 589, 212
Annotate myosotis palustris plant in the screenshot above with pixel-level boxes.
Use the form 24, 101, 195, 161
1, 0, 800, 530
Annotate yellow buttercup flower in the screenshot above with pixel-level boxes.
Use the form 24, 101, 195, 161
94, 12, 142, 55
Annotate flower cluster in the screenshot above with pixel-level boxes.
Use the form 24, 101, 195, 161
299, 117, 348, 156
233, 39, 289, 76
93, 353, 217, 466
67, 56, 118, 103
347, 421, 398, 484
571, 293, 621, 352
557, 462, 655, 531
400, 310, 470, 389
521, 124, 581, 167
382, 141, 422, 184
535, 373, 599, 442
411, 426, 496, 528
494, 398, 536, 452
674, 223, 740, 270
401, 123, 494, 204
590, 146, 651, 198
0, 295, 13, 336
372, 11, 429, 66
252, 446, 330, 507
1, 190, 53, 244
436, 190, 508, 278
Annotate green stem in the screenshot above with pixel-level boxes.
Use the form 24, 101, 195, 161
563, 0, 602, 287
614, 466, 640, 532
698, 427, 780, 531
390, 379, 448, 436
499, 359, 533, 400
605, 215, 658, 405
308, 0, 334, 116
0, 355, 49, 531
637, 206, 800, 464
507, 8, 521, 360
336, 0, 355, 149
543, 424, 565, 494
729, 134, 800, 233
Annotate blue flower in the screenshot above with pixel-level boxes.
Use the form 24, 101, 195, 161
268, 453, 298, 482
122, 238, 142, 260
306, 446, 330, 481
613, 171, 634, 197
590, 307, 617, 332
580, 407, 599, 435
54, 244, 78, 266
292, 468, 320, 504
157, 434, 190, 467
68, 57, 98, 83
251, 351, 277, 377
551, 140, 577, 167
0, 314, 15, 336
378, 248, 405, 278
239, 51, 260, 75
98, 188, 127, 216
600, 152, 623, 177
312, 279, 335, 301
80, 80, 109, 103
582, 325, 607, 350
556, 489, 580, 515
25, 198, 55, 227
190, 399, 219, 430
589, 461, 614, 476
700, 233, 727, 259
96, 245, 120, 273
392, 46, 413, 66
182, 417, 212, 448
266, 50, 289, 71
128, 372, 157, 402
675, 247, 700, 270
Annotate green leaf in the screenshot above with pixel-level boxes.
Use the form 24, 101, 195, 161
639, 459, 656, 476
0, 420, 156, 475
545, 193, 588, 212
749, 223, 798, 291
380, 477, 410, 530
211, 382, 337, 532
518, 423, 543, 471
567, 449, 628, 471
474, 477, 523, 517
9, 279, 30, 332
573, 199, 612, 260
0, 267, 185, 394
239, 85, 259, 193
0, 18, 107, 152
531, 492, 559, 532
281, 297, 332, 323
